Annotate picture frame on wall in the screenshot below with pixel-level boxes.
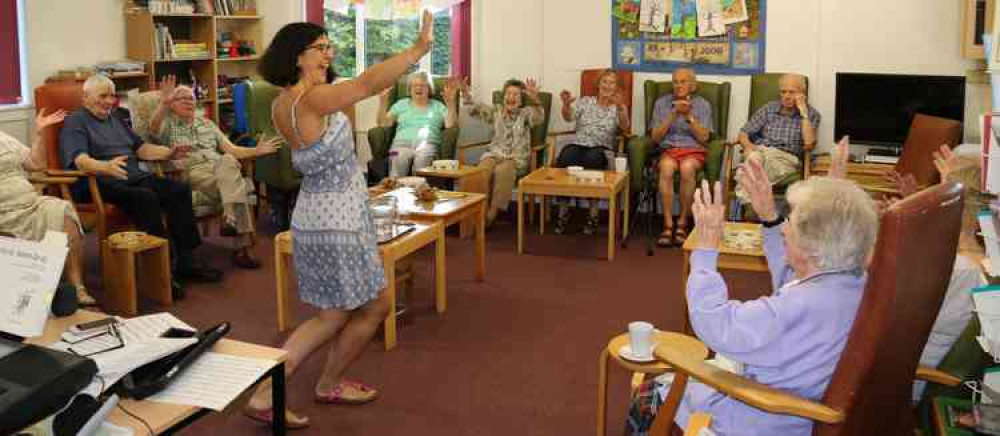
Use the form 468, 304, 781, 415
968, 0, 995, 59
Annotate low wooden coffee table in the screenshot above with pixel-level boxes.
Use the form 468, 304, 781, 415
415, 165, 489, 238
378, 188, 487, 281
516, 168, 630, 260
275, 221, 446, 350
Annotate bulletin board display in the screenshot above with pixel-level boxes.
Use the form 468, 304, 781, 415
611, 0, 766, 75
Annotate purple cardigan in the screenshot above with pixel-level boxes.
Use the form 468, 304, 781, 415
674, 226, 866, 435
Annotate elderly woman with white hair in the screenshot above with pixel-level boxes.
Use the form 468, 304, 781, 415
626, 142, 879, 435
376, 71, 458, 177
148, 76, 280, 268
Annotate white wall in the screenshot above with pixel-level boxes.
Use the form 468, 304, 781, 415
6, 0, 988, 150
522, 0, 987, 151
0, 0, 301, 143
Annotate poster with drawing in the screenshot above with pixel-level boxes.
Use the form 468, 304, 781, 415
612, 0, 766, 75
695, 0, 725, 37
639, 0, 668, 33
721, 0, 748, 24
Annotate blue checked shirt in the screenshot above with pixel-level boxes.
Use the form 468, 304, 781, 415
741, 101, 821, 158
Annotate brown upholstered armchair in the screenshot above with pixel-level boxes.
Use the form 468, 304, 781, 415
653, 181, 966, 435
33, 81, 174, 263
894, 113, 963, 187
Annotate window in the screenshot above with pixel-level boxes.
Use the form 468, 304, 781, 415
0, 0, 25, 105
311, 1, 468, 79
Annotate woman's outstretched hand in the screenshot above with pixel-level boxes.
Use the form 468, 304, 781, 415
415, 10, 434, 54
691, 180, 725, 250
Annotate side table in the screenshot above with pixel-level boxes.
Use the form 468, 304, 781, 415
597, 331, 708, 436
415, 165, 489, 238
101, 232, 172, 316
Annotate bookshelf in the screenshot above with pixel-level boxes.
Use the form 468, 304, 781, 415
124, 3, 262, 129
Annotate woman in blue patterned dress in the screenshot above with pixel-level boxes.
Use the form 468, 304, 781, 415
244, 14, 433, 428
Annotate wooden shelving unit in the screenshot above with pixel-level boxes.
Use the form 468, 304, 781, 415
124, 4, 262, 127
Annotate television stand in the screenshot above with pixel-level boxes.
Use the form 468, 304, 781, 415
866, 147, 901, 157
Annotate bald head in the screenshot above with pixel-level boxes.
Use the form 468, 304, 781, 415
672, 67, 697, 98
779, 73, 808, 111
779, 74, 807, 93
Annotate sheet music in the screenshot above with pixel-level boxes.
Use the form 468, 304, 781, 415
0, 231, 69, 337
146, 352, 275, 411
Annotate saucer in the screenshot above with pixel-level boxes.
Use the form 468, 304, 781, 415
618, 344, 656, 363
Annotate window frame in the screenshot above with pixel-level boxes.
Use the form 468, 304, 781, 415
308, 0, 468, 79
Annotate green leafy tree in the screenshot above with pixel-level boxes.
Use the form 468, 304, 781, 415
324, 8, 452, 78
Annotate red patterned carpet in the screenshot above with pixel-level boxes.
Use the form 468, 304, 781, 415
81, 211, 769, 435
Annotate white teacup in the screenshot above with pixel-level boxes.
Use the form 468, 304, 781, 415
614, 156, 628, 172
566, 165, 584, 174
628, 321, 655, 359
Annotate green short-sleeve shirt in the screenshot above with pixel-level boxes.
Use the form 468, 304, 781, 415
389, 98, 448, 146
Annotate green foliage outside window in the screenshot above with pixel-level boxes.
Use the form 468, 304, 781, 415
324, 7, 452, 78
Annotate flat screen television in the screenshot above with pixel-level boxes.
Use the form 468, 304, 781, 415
834, 72, 966, 150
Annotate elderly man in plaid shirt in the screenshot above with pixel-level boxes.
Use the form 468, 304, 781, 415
734, 74, 820, 203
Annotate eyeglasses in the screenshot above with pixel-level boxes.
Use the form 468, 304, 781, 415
306, 43, 334, 53
64, 322, 125, 357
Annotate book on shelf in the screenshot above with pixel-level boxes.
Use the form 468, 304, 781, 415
214, 0, 255, 16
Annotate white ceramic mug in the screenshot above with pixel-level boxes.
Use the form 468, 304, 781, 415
615, 156, 628, 172
628, 321, 655, 358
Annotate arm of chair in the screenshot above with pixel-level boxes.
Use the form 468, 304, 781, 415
683, 413, 712, 436
704, 139, 728, 183
367, 125, 395, 162
915, 365, 963, 387
46, 169, 90, 178
456, 140, 492, 165
28, 174, 79, 185
654, 346, 845, 424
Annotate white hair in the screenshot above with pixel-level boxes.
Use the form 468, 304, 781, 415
82, 74, 115, 97
172, 85, 194, 98
406, 71, 433, 94
786, 177, 878, 272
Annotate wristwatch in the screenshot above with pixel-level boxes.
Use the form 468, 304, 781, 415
761, 214, 785, 228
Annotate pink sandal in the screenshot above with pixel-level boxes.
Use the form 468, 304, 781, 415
315, 380, 379, 405
243, 407, 311, 429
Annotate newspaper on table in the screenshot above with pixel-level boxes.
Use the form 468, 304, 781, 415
0, 231, 69, 338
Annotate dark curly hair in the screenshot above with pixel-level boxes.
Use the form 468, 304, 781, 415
259, 22, 335, 87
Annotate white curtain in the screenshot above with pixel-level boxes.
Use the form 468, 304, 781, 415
323, 0, 465, 18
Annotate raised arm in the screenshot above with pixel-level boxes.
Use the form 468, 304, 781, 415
376, 87, 397, 127
22, 109, 66, 172
687, 179, 787, 362
559, 90, 576, 123
148, 75, 177, 137
442, 77, 460, 129
737, 158, 794, 291
303, 11, 433, 117
795, 94, 817, 150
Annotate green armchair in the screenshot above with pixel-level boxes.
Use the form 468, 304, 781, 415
456, 90, 553, 174
245, 79, 299, 230
626, 80, 731, 194
366, 76, 460, 180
